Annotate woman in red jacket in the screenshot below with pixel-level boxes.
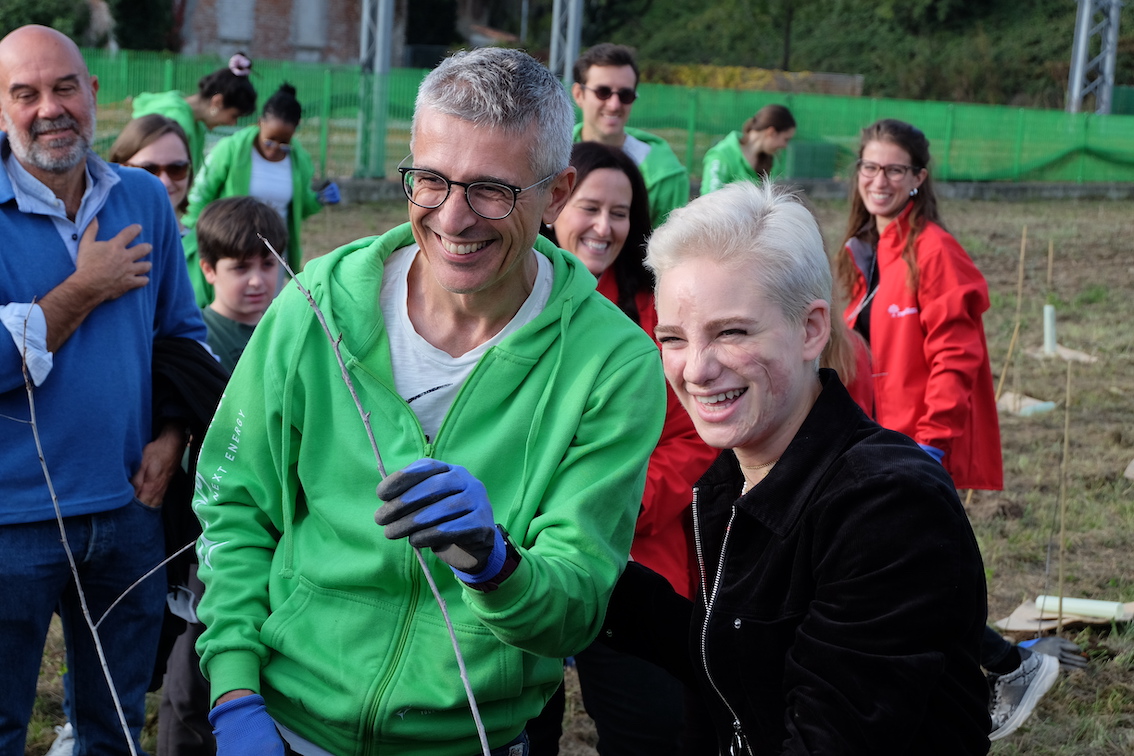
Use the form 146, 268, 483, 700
836, 118, 1002, 490
837, 119, 1060, 742
528, 141, 718, 756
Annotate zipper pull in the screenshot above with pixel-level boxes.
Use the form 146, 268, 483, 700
729, 719, 749, 756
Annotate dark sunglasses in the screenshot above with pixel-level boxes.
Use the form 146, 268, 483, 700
582, 84, 638, 105
128, 161, 190, 182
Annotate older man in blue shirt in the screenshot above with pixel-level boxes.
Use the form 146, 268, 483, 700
0, 24, 207, 756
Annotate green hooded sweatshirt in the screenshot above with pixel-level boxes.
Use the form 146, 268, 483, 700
132, 90, 207, 170
193, 224, 666, 756
181, 125, 322, 308
701, 130, 766, 195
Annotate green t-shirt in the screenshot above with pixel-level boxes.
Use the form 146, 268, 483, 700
202, 306, 257, 374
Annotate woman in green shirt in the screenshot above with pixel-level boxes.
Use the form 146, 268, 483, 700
132, 52, 258, 170
701, 104, 796, 194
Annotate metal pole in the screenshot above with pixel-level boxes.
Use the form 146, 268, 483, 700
548, 0, 583, 86
357, 0, 395, 177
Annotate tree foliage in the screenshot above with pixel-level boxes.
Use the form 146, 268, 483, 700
108, 0, 174, 51
606, 0, 1090, 107
0, 0, 90, 40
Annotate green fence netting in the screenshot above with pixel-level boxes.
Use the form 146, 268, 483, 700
82, 48, 1134, 185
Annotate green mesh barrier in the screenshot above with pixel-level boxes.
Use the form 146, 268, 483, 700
82, 49, 1134, 184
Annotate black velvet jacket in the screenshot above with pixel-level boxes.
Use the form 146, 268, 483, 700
604, 370, 990, 755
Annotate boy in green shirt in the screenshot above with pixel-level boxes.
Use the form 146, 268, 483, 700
197, 196, 288, 372
158, 195, 288, 753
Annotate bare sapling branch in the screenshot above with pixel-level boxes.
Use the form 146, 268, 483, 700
96, 539, 196, 628
19, 303, 138, 756
258, 235, 490, 755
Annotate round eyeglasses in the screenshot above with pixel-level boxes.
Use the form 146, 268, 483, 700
399, 165, 558, 220
856, 160, 920, 180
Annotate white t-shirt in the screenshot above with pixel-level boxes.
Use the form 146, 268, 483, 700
249, 148, 293, 221
379, 244, 553, 442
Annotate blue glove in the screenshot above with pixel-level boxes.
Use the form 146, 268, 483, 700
918, 443, 945, 464
208, 694, 285, 756
375, 458, 506, 582
318, 180, 341, 204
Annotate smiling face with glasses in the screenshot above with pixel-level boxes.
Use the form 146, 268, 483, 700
572, 64, 639, 146
405, 108, 573, 303
856, 140, 926, 231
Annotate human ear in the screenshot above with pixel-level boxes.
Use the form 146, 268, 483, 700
801, 299, 831, 363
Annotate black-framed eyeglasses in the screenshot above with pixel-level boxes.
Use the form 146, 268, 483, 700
581, 84, 638, 105
127, 161, 190, 181
856, 160, 920, 180
261, 138, 292, 153
399, 165, 558, 220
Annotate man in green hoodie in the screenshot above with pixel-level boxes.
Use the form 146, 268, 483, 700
193, 47, 666, 756
572, 43, 690, 227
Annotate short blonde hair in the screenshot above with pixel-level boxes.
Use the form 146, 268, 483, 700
646, 181, 830, 325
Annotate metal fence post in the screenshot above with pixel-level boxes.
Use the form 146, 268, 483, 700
320, 69, 332, 179
685, 89, 699, 176
163, 58, 174, 91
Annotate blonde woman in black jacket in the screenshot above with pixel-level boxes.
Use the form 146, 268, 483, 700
600, 182, 991, 756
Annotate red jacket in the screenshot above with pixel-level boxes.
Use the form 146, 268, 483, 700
598, 271, 718, 598
843, 208, 1003, 490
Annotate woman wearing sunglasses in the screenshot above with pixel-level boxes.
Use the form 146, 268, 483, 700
180, 83, 339, 307
700, 104, 796, 194
109, 114, 193, 220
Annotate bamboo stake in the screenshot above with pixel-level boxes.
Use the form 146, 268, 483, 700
1056, 361, 1073, 633
259, 236, 490, 755
995, 225, 1029, 403
19, 306, 139, 756
1047, 239, 1054, 291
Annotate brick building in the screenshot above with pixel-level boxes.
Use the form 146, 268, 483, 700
179, 0, 395, 64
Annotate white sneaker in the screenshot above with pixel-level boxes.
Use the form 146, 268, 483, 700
45, 722, 75, 756
989, 650, 1060, 740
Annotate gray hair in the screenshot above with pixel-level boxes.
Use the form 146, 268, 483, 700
646, 182, 831, 325
412, 47, 574, 180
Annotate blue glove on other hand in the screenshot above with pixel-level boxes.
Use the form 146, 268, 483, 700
375, 458, 506, 582
918, 443, 945, 464
208, 694, 285, 756
318, 180, 341, 204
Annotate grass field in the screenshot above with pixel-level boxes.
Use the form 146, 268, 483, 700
27, 197, 1134, 755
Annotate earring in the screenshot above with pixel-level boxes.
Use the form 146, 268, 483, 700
210, 107, 218, 116
909, 187, 919, 197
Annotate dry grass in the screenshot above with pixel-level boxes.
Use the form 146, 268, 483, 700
27, 197, 1134, 755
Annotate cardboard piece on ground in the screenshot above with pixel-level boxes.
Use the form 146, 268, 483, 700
1025, 345, 1099, 363
995, 599, 1134, 633
997, 391, 1056, 417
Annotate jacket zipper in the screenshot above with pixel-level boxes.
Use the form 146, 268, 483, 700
692, 487, 752, 755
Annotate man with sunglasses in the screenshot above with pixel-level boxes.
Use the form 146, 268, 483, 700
192, 47, 665, 756
0, 25, 207, 756
572, 43, 689, 227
